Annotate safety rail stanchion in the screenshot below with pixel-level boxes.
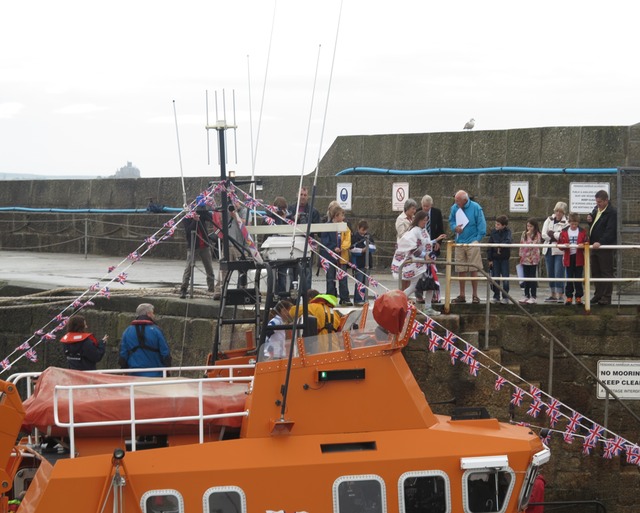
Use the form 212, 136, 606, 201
444, 243, 453, 314
584, 243, 591, 312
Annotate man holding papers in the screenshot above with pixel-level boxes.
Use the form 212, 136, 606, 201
448, 190, 487, 303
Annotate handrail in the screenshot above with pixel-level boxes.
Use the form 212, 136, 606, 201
53, 373, 253, 458
439, 243, 640, 433
528, 500, 606, 512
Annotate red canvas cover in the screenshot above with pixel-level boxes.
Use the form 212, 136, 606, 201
373, 290, 409, 334
22, 367, 248, 437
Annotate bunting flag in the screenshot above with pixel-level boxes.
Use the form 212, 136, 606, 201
128, 251, 141, 262
264, 216, 276, 225
336, 269, 347, 281
527, 399, 543, 418
546, 399, 561, 428
563, 431, 575, 444
448, 346, 459, 366
43, 333, 56, 341
421, 317, 435, 335
17, 341, 30, 351
100, 287, 111, 299
460, 343, 477, 365
409, 321, 423, 339
511, 387, 525, 407
468, 359, 480, 377
320, 258, 330, 272
144, 237, 158, 248
0, 358, 11, 370
441, 331, 457, 352
626, 444, 640, 465
108, 265, 116, 273
89, 282, 100, 291
116, 272, 128, 285
369, 278, 379, 288
541, 430, 552, 445
565, 411, 583, 434
530, 385, 542, 399
603, 436, 625, 459
25, 348, 38, 363
428, 333, 440, 352
495, 376, 507, 391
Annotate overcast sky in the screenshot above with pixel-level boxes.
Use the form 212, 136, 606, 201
1, 0, 638, 179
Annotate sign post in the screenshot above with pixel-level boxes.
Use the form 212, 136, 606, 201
392, 182, 409, 212
336, 183, 352, 211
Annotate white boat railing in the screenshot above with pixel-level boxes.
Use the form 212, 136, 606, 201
9, 364, 255, 458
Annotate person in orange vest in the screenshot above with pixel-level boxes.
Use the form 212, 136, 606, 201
60, 315, 107, 370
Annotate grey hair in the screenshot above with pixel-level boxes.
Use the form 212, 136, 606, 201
136, 303, 155, 317
554, 201, 568, 214
421, 195, 433, 207
404, 198, 418, 212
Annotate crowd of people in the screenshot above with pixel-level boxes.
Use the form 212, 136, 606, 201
57, 188, 617, 377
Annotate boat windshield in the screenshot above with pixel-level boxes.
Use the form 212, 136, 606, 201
258, 326, 394, 363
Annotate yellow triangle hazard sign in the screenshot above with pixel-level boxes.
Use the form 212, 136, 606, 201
514, 188, 525, 203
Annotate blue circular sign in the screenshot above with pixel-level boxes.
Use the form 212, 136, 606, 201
340, 188, 348, 201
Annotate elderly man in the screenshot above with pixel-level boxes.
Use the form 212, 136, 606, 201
448, 190, 486, 304
416, 195, 446, 303
587, 189, 617, 305
118, 303, 172, 377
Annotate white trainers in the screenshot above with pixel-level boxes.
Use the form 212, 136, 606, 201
519, 297, 529, 304
527, 297, 537, 304
490, 298, 499, 304
424, 307, 441, 316
500, 298, 509, 305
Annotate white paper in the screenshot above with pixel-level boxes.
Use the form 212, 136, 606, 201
455, 208, 469, 230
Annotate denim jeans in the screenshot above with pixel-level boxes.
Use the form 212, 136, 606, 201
490, 260, 510, 299
545, 252, 565, 295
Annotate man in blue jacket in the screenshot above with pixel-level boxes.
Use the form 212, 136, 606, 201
119, 303, 172, 377
448, 190, 487, 304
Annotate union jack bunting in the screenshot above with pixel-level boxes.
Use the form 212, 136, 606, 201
144, 237, 158, 248
265, 204, 277, 213
449, 346, 459, 366
100, 287, 111, 299
582, 424, 604, 455
421, 317, 435, 334
16, 341, 30, 351
185, 210, 198, 219
25, 348, 38, 363
320, 258, 330, 272
0, 358, 11, 370
369, 278, 378, 288
128, 251, 141, 262
84, 301, 95, 307
107, 265, 116, 273
89, 282, 100, 291
428, 333, 440, 352
54, 314, 68, 322
286, 218, 295, 226
308, 238, 318, 250
625, 444, 640, 465
545, 399, 561, 428
530, 385, 542, 399
468, 359, 480, 377
563, 431, 575, 444
72, 299, 83, 308
541, 430, 552, 445
34, 329, 44, 336
336, 269, 347, 281
603, 436, 625, 459
441, 331, 457, 352
494, 376, 507, 391
55, 321, 67, 332
511, 387, 525, 407
245, 198, 259, 210
460, 343, 477, 365
163, 219, 175, 228
409, 321, 423, 339
565, 411, 583, 433
264, 216, 276, 225
165, 227, 176, 238
43, 333, 56, 341
527, 399, 543, 418
116, 273, 128, 285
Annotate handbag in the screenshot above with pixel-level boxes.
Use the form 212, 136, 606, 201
516, 263, 525, 288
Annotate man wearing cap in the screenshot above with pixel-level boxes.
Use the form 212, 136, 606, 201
179, 195, 216, 299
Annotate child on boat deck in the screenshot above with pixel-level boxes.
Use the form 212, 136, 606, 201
262, 300, 293, 360
557, 212, 589, 305
320, 205, 352, 306
518, 218, 542, 304
487, 215, 512, 304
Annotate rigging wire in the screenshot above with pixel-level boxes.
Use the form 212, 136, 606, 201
281, 0, 345, 422
172, 100, 188, 209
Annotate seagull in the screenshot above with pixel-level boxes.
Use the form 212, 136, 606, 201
463, 118, 475, 130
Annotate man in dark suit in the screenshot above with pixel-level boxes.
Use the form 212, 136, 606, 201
416, 195, 445, 303
587, 189, 617, 305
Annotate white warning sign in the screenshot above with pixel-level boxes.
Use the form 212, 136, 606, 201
509, 181, 529, 212
392, 182, 409, 212
570, 182, 611, 214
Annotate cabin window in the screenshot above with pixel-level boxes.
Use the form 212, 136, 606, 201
333, 474, 386, 513
399, 471, 450, 513
463, 469, 514, 513
141, 489, 183, 513
203, 486, 246, 513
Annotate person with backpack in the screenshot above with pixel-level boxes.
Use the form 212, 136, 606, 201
118, 303, 172, 377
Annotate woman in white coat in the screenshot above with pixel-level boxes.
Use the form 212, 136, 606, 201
541, 201, 568, 303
